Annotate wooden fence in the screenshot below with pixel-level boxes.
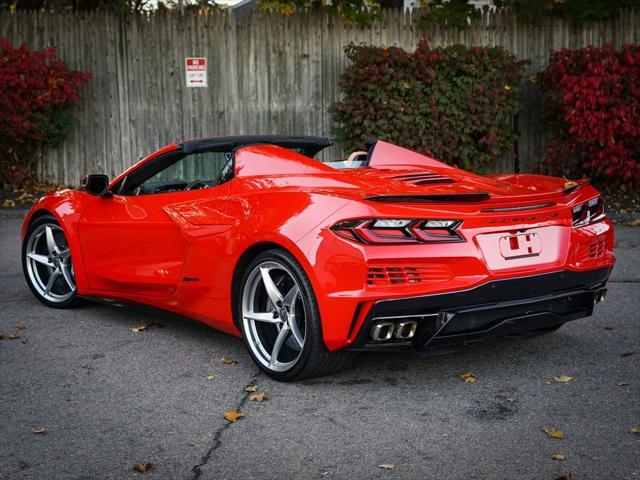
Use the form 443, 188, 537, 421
1, 9, 639, 185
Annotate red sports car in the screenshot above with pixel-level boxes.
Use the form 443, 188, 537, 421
21, 136, 615, 380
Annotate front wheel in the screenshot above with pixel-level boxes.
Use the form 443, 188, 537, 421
238, 249, 353, 381
22, 214, 80, 308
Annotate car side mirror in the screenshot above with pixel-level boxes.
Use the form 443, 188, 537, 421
82, 174, 111, 197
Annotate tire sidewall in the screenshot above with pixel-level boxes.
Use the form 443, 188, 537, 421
238, 249, 323, 381
22, 214, 79, 309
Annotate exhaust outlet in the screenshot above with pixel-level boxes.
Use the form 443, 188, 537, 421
395, 321, 417, 340
370, 321, 395, 342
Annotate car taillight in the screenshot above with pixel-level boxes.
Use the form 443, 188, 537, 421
330, 218, 463, 244
572, 196, 606, 228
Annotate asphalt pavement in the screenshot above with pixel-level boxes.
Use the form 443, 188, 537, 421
1, 209, 638, 480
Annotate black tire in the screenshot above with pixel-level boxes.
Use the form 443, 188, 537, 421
237, 248, 354, 381
22, 214, 81, 309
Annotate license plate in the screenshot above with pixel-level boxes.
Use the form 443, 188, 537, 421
499, 233, 542, 260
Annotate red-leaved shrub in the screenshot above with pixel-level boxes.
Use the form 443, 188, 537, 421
0, 39, 91, 185
541, 44, 640, 189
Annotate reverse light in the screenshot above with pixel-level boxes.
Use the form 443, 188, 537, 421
572, 196, 606, 228
371, 219, 413, 228
331, 218, 463, 244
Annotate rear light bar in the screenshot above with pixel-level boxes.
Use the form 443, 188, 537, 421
572, 197, 606, 228
330, 218, 463, 244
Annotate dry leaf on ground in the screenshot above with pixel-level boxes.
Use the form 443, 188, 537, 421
206, 375, 215, 381
132, 462, 154, 473
543, 425, 564, 439
551, 453, 566, 461
626, 219, 640, 227
15, 322, 27, 330
249, 392, 269, 402
458, 372, 477, 383
553, 473, 572, 480
244, 385, 257, 393
553, 375, 574, 383
32, 426, 47, 434
0, 331, 4, 340
129, 323, 164, 333
220, 357, 238, 366
379, 464, 395, 470
630, 426, 640, 435
615, 380, 630, 387
223, 410, 245, 423
9, 332, 21, 340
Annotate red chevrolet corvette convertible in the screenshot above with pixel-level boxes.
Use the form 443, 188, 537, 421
21, 136, 615, 380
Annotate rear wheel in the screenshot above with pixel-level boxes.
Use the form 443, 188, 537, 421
22, 214, 80, 308
238, 249, 353, 381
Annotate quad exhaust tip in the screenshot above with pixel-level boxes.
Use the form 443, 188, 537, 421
370, 320, 418, 342
594, 289, 607, 305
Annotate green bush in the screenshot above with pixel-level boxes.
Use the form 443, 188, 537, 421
331, 40, 526, 172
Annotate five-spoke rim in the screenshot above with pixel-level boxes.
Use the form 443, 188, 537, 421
242, 261, 306, 372
25, 224, 75, 303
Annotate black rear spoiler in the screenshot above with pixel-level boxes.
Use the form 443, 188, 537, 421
364, 193, 490, 203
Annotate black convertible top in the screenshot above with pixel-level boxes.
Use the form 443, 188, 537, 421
179, 135, 333, 158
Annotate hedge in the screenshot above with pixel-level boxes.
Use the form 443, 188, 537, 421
541, 43, 640, 189
331, 40, 526, 172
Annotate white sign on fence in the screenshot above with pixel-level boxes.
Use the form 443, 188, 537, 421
185, 57, 207, 87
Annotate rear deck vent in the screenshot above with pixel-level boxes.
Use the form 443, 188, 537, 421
392, 173, 454, 186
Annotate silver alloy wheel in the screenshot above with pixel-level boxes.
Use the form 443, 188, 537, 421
25, 223, 76, 303
242, 261, 306, 372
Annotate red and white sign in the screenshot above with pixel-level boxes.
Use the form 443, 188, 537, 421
185, 57, 207, 88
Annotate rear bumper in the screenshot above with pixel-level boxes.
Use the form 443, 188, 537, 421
348, 267, 611, 352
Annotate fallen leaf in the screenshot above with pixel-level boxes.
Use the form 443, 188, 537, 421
0, 331, 4, 340
206, 375, 215, 381
32, 426, 47, 434
249, 392, 269, 402
553, 375, 574, 383
220, 357, 237, 366
553, 474, 572, 480
543, 425, 564, 439
244, 385, 257, 393
379, 464, 395, 470
544, 380, 553, 385
132, 462, 154, 473
319, 468, 330, 476
620, 351, 636, 357
630, 426, 640, 435
551, 453, 566, 461
129, 323, 164, 333
615, 380, 630, 387
223, 410, 245, 423
626, 219, 640, 227
15, 322, 27, 330
458, 372, 477, 383
9, 332, 21, 340
604, 326, 614, 331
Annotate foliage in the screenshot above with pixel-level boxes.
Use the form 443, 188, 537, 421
540, 43, 640, 189
331, 41, 526, 172
496, 0, 640, 23
257, 0, 381, 25
417, 0, 483, 30
0, 39, 91, 185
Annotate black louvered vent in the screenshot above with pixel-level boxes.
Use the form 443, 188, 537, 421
392, 173, 454, 186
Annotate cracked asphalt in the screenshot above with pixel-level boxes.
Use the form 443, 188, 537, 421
1, 209, 638, 480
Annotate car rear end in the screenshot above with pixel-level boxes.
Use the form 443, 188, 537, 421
310, 184, 614, 353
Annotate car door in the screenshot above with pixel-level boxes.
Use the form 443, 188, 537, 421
78, 149, 231, 298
